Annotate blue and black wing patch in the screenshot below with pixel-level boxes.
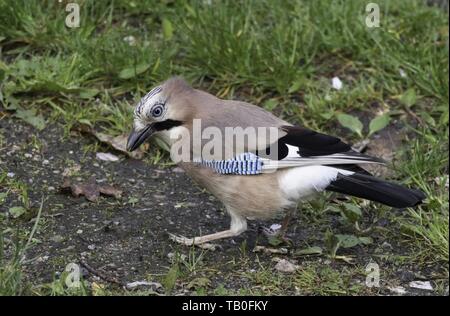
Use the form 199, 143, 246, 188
195, 153, 263, 175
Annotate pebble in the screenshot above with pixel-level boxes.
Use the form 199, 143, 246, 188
7, 172, 15, 178
87, 244, 96, 250
274, 259, 298, 273
37, 256, 49, 263
167, 252, 187, 262
50, 235, 64, 243
76, 229, 83, 234
42, 159, 50, 165
24, 153, 32, 158
172, 167, 185, 173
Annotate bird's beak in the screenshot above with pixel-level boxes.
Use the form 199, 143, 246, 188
126, 124, 155, 152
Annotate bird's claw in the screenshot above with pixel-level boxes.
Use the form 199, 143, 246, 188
168, 233, 219, 250
260, 226, 278, 238
259, 226, 293, 247
168, 233, 193, 245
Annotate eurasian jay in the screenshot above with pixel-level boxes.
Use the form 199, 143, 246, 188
126, 77, 425, 246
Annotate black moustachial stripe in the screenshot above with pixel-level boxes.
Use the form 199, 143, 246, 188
153, 119, 183, 131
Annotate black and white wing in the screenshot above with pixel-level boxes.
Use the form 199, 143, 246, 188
256, 126, 385, 171
195, 126, 384, 175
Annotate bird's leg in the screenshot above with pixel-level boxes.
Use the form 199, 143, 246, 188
168, 211, 247, 246
261, 209, 295, 244
279, 210, 294, 238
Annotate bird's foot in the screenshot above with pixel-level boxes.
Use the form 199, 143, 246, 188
260, 227, 293, 247
168, 233, 219, 250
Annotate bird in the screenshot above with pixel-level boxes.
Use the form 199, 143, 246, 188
126, 77, 425, 246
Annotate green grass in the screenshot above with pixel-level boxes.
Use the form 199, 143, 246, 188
0, 0, 448, 295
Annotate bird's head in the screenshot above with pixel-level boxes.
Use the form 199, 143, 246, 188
126, 77, 193, 152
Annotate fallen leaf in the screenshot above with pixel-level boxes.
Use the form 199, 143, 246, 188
61, 178, 122, 202
94, 132, 146, 159
96, 152, 119, 162
98, 184, 123, 199
75, 125, 146, 159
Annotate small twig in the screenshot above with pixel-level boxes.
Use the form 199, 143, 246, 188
79, 259, 124, 287
133, 207, 154, 212
403, 105, 425, 126
45, 212, 63, 218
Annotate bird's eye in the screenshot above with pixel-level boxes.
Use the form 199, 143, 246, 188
151, 104, 164, 118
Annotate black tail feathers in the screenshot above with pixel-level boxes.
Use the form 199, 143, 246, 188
327, 173, 426, 208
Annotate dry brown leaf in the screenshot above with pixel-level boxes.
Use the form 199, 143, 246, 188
61, 178, 122, 202
95, 132, 146, 159
75, 124, 146, 159
98, 184, 122, 199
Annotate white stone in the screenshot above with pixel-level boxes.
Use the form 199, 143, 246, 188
331, 77, 343, 90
